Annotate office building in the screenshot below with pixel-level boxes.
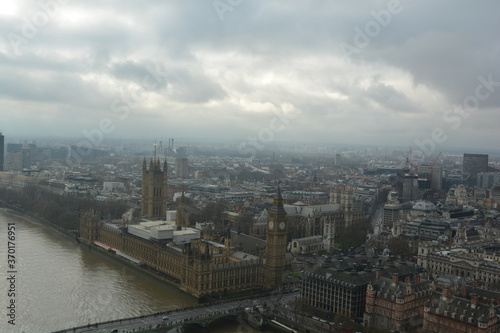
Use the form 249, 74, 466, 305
21, 146, 31, 169
382, 202, 402, 233
477, 172, 500, 189
402, 173, 419, 202
335, 153, 342, 166
3, 152, 22, 171
175, 146, 188, 179
463, 153, 488, 185
418, 164, 443, 191
491, 184, 500, 203
301, 255, 421, 320
175, 157, 188, 179
6, 143, 22, 153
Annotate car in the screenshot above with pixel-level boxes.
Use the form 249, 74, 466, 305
110, 329, 118, 333
162, 316, 169, 320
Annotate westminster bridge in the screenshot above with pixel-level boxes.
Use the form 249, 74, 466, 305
53, 292, 300, 333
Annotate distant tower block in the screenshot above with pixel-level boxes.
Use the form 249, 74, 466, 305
463, 153, 488, 184
141, 158, 168, 220
335, 153, 342, 166
175, 157, 188, 179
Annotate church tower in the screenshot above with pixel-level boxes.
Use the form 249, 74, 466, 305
265, 185, 288, 289
331, 184, 354, 226
141, 158, 168, 220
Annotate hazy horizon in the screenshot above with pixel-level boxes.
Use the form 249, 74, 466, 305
3, 134, 499, 157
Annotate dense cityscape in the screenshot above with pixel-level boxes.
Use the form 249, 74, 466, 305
1, 1, 499, 333
1, 133, 500, 332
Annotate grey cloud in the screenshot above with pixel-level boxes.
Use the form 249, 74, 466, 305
0, 66, 109, 110
364, 80, 419, 113
0, 0, 498, 148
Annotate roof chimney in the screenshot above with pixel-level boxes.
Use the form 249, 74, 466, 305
461, 285, 468, 297
442, 287, 450, 298
471, 293, 478, 309
392, 272, 399, 284
414, 272, 420, 283
375, 268, 381, 279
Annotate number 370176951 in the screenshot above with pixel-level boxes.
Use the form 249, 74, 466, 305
7, 223, 16, 269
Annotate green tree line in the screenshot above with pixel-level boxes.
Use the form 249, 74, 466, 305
0, 185, 128, 232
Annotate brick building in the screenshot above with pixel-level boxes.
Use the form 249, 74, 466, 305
423, 286, 500, 333
364, 271, 433, 332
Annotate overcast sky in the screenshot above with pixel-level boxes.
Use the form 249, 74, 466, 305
1, 0, 499, 152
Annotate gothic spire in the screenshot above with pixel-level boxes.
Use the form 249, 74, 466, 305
276, 182, 283, 200
270, 182, 286, 216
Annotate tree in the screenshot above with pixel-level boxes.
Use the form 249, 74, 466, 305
387, 237, 416, 258
335, 218, 372, 249
0, 186, 128, 232
235, 212, 254, 234
270, 164, 285, 180
200, 202, 225, 226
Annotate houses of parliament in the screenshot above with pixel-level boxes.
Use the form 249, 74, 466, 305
80, 158, 288, 298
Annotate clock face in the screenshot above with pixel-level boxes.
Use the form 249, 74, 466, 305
279, 222, 285, 230
268, 221, 274, 229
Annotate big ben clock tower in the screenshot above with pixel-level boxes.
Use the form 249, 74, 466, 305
265, 185, 288, 289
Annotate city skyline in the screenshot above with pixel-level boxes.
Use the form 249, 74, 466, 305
1, 1, 499, 152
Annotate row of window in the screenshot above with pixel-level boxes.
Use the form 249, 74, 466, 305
425, 318, 477, 333
427, 258, 500, 285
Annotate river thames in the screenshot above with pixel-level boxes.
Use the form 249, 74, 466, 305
0, 209, 273, 333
